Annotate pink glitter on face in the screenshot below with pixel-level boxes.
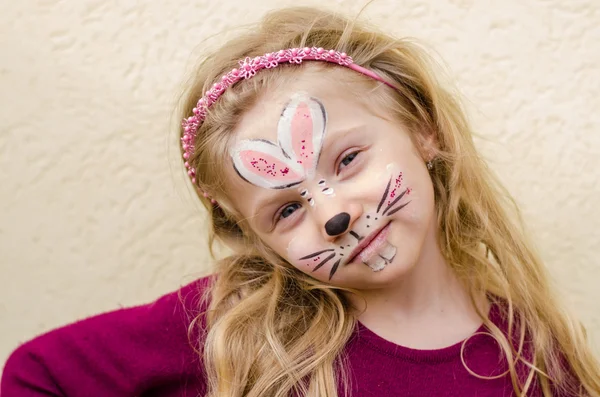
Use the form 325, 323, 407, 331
386, 173, 403, 205
244, 155, 293, 178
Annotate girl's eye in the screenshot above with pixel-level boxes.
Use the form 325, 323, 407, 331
338, 151, 359, 172
279, 203, 302, 220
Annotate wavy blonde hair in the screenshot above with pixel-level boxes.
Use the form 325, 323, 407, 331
176, 6, 600, 397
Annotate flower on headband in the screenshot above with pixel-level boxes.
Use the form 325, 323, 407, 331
239, 57, 258, 79
313, 47, 327, 60
288, 48, 304, 64
264, 53, 279, 68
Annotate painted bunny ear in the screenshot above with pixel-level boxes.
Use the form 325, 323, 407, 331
230, 139, 305, 189
277, 93, 327, 180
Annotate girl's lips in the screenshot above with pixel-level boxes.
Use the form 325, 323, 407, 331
347, 223, 391, 264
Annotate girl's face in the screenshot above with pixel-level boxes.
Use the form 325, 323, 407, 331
226, 72, 437, 290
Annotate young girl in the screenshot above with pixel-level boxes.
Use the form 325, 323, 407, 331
2, 6, 599, 397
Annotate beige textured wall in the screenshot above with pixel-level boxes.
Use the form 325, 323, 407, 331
1, 0, 599, 365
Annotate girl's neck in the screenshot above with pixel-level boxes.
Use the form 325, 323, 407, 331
346, 227, 489, 349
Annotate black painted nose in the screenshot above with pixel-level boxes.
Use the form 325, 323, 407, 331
324, 212, 351, 236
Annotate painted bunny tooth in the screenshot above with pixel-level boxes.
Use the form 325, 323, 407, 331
380, 243, 397, 261
366, 256, 386, 272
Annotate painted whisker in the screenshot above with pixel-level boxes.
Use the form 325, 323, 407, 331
377, 178, 392, 213
299, 248, 334, 260
386, 200, 411, 216
328, 259, 341, 280
312, 253, 336, 272
381, 188, 408, 216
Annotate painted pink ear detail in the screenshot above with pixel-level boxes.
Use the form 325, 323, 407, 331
278, 94, 326, 179
230, 93, 327, 190
231, 140, 304, 189
238, 150, 303, 187
291, 103, 315, 171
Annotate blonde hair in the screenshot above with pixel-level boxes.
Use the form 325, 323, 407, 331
177, 6, 600, 397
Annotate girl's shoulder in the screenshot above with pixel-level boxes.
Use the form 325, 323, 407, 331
1, 274, 216, 397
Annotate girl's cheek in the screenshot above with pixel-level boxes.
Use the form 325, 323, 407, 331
286, 235, 328, 271
286, 240, 303, 268
287, 236, 309, 268
338, 162, 401, 198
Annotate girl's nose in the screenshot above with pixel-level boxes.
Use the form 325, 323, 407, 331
318, 202, 363, 240
324, 212, 351, 236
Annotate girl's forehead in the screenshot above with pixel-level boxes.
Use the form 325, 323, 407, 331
225, 72, 388, 196
232, 72, 375, 143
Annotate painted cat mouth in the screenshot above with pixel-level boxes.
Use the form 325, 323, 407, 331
346, 222, 391, 264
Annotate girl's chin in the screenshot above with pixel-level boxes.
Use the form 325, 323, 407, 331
337, 257, 419, 288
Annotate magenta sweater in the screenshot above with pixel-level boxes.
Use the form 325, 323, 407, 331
2, 275, 545, 396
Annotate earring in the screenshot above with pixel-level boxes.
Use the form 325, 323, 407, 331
426, 152, 434, 170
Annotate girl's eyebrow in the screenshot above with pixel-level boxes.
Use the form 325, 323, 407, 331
250, 189, 286, 232
250, 192, 284, 226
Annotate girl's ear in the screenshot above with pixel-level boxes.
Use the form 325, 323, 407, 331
414, 127, 439, 162
277, 93, 327, 180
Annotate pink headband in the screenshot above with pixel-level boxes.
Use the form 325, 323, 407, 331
181, 47, 395, 202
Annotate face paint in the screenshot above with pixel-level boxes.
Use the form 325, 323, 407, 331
287, 164, 413, 280
298, 187, 315, 206
317, 179, 334, 196
230, 92, 326, 190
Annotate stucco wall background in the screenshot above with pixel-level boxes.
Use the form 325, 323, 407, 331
1, 0, 599, 366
